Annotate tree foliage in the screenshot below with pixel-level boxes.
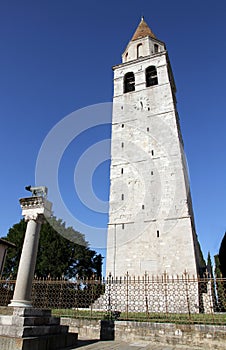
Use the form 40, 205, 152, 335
214, 254, 226, 312
206, 251, 213, 277
219, 232, 226, 278
2, 217, 103, 279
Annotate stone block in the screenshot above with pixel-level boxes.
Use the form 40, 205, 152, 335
0, 333, 77, 350
0, 308, 78, 350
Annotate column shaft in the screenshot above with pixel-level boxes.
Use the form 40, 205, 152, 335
9, 218, 41, 307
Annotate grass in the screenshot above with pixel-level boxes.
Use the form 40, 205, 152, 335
1, 306, 225, 325
0, 306, 13, 315
52, 308, 226, 325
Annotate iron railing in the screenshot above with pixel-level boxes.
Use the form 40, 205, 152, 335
0, 274, 225, 325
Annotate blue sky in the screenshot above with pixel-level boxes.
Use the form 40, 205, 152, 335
0, 1, 226, 268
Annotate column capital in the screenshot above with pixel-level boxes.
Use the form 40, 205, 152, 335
19, 196, 52, 222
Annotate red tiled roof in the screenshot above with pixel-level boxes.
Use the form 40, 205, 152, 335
131, 17, 156, 41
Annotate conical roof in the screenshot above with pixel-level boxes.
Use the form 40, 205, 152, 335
131, 17, 156, 41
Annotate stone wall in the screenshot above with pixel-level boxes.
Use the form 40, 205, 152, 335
61, 318, 226, 350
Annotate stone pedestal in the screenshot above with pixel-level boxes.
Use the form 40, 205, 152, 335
0, 307, 77, 350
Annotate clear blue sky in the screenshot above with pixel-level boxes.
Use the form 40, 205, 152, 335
0, 1, 226, 268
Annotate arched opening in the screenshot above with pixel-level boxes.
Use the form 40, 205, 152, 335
137, 43, 143, 58
124, 72, 135, 93
146, 66, 158, 87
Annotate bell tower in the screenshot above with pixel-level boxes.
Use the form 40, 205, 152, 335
106, 18, 204, 278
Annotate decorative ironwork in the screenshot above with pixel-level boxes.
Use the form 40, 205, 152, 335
0, 274, 225, 325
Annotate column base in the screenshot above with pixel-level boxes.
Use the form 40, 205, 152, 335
8, 300, 32, 308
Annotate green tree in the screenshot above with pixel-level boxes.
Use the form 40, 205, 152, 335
207, 251, 214, 277
206, 252, 218, 311
214, 254, 226, 311
219, 232, 226, 278
2, 218, 103, 279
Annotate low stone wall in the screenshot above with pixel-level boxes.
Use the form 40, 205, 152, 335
61, 318, 226, 350
61, 318, 100, 339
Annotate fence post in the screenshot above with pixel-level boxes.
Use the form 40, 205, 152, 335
184, 271, 191, 320
144, 271, 149, 319
163, 271, 168, 316
126, 272, 129, 319
107, 273, 112, 315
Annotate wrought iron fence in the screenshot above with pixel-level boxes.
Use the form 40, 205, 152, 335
0, 274, 225, 325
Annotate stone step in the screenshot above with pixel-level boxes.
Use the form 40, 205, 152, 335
13, 308, 52, 318
0, 324, 69, 337
0, 332, 77, 350
21, 315, 61, 326
0, 314, 61, 326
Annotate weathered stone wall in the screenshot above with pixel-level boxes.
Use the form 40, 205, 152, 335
106, 22, 204, 280
61, 318, 226, 350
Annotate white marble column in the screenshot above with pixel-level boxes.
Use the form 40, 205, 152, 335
9, 195, 52, 308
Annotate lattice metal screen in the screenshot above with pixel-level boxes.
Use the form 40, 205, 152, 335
0, 274, 225, 324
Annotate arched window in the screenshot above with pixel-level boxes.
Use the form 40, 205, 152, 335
137, 44, 143, 58
146, 66, 158, 87
124, 72, 135, 93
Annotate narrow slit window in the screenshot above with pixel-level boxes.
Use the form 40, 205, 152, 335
151, 171, 154, 175
121, 142, 124, 148
151, 150, 154, 156
146, 66, 158, 87
121, 168, 123, 174
122, 124, 124, 128
142, 205, 145, 209
122, 223, 125, 229
157, 230, 160, 238
124, 72, 135, 93
154, 44, 159, 53
121, 194, 124, 200
147, 127, 149, 132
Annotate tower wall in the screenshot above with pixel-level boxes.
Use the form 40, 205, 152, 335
106, 22, 203, 279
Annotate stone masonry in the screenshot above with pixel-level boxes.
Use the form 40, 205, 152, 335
106, 18, 204, 280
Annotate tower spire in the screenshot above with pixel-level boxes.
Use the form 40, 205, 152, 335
131, 17, 156, 41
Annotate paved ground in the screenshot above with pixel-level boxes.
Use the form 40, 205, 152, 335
62, 338, 202, 350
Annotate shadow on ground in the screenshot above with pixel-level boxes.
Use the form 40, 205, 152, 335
60, 339, 99, 349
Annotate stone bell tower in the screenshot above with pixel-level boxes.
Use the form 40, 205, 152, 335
106, 17, 204, 278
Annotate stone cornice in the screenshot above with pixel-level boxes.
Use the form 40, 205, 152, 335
19, 196, 52, 222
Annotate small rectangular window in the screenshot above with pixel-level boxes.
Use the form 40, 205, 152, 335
121, 142, 124, 148
121, 168, 123, 174
142, 205, 145, 209
121, 194, 124, 200
151, 171, 153, 175
122, 223, 125, 229
147, 127, 149, 132
157, 230, 160, 238
154, 44, 159, 53
122, 124, 124, 128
